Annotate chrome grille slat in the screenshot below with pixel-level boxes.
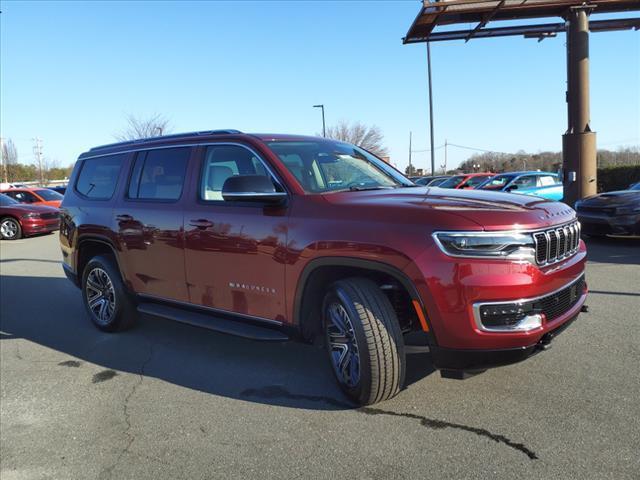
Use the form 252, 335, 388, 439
533, 221, 580, 266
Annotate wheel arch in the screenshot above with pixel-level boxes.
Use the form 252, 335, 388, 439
293, 257, 433, 342
76, 236, 126, 287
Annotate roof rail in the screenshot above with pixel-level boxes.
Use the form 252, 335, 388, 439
89, 129, 243, 151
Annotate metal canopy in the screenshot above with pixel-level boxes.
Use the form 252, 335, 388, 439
404, 0, 640, 43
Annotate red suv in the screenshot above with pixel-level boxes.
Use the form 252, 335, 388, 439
60, 130, 587, 405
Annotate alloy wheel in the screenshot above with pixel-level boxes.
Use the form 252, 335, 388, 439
1, 220, 18, 239
326, 302, 361, 388
85, 267, 116, 325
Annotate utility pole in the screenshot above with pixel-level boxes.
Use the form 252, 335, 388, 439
313, 104, 326, 137
33, 137, 44, 186
443, 139, 448, 174
408, 131, 412, 175
0, 137, 7, 184
427, 43, 436, 176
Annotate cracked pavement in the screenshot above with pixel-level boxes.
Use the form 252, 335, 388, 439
1, 234, 639, 479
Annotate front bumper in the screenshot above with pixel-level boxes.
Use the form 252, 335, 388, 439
22, 219, 59, 236
430, 311, 581, 373
578, 212, 640, 236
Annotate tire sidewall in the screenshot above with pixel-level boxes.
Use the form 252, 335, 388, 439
322, 285, 373, 403
81, 255, 132, 332
1, 218, 22, 240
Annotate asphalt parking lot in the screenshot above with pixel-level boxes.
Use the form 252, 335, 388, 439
1, 234, 639, 479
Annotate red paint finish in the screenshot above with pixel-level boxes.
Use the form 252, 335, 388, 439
0, 200, 59, 237
60, 132, 587, 359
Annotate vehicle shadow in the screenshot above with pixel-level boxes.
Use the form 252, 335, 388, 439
583, 236, 640, 265
0, 275, 436, 411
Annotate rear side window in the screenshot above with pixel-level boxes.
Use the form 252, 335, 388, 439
128, 147, 190, 201
76, 154, 125, 199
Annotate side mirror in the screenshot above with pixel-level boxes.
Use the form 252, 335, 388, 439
222, 175, 287, 204
505, 185, 517, 192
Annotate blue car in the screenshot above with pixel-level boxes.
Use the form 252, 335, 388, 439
477, 171, 562, 200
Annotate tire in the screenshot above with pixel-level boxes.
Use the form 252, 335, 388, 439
323, 277, 406, 405
0, 217, 22, 240
81, 255, 137, 332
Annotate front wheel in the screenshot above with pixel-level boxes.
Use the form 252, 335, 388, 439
0, 217, 22, 240
323, 277, 406, 405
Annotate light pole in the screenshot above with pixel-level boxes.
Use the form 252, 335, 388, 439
427, 43, 436, 176
313, 104, 326, 137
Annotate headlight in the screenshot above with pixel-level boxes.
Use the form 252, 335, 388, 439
21, 213, 41, 219
433, 231, 535, 262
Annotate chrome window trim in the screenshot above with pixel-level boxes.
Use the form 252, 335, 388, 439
79, 142, 289, 197
472, 274, 586, 333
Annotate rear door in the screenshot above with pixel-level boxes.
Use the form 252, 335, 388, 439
114, 146, 193, 302
183, 143, 289, 322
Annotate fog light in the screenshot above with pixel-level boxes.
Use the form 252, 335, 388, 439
476, 302, 543, 332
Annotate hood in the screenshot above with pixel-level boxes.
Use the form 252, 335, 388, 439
2, 203, 59, 214
578, 190, 640, 207
322, 186, 575, 231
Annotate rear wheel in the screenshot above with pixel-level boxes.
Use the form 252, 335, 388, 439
0, 217, 22, 240
323, 277, 406, 405
82, 255, 137, 332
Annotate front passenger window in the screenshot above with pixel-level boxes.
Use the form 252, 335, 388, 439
200, 145, 273, 201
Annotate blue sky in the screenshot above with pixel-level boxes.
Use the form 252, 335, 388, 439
1, 0, 638, 173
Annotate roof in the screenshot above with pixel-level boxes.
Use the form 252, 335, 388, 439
404, 0, 640, 43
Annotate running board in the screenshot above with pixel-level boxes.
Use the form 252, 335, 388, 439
137, 303, 289, 341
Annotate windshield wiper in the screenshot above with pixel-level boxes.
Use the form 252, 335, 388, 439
348, 185, 395, 192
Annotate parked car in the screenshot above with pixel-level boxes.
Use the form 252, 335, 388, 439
48, 185, 67, 195
0, 187, 64, 208
575, 182, 640, 237
437, 172, 494, 189
478, 171, 560, 192
60, 130, 587, 405
414, 175, 451, 187
513, 183, 564, 201
0, 193, 60, 240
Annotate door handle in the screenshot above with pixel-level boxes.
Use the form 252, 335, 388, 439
189, 219, 213, 229
116, 214, 133, 221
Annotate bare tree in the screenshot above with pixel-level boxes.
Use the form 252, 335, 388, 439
115, 113, 172, 141
2, 138, 18, 165
325, 121, 389, 158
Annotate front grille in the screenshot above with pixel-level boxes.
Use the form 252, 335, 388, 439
533, 221, 580, 266
530, 275, 586, 321
40, 212, 59, 220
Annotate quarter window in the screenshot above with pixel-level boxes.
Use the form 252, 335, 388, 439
200, 145, 274, 201
128, 148, 190, 201
76, 154, 125, 199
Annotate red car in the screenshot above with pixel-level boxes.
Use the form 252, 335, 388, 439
59, 131, 587, 405
438, 172, 494, 189
0, 193, 60, 240
1, 187, 64, 208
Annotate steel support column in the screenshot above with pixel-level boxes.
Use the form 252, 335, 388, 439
562, 7, 597, 206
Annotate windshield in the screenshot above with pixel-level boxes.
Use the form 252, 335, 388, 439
438, 175, 465, 189
0, 193, 19, 206
35, 189, 63, 201
266, 140, 411, 193
480, 174, 515, 190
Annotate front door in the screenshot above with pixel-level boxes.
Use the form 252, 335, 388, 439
183, 144, 289, 323
114, 146, 193, 302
